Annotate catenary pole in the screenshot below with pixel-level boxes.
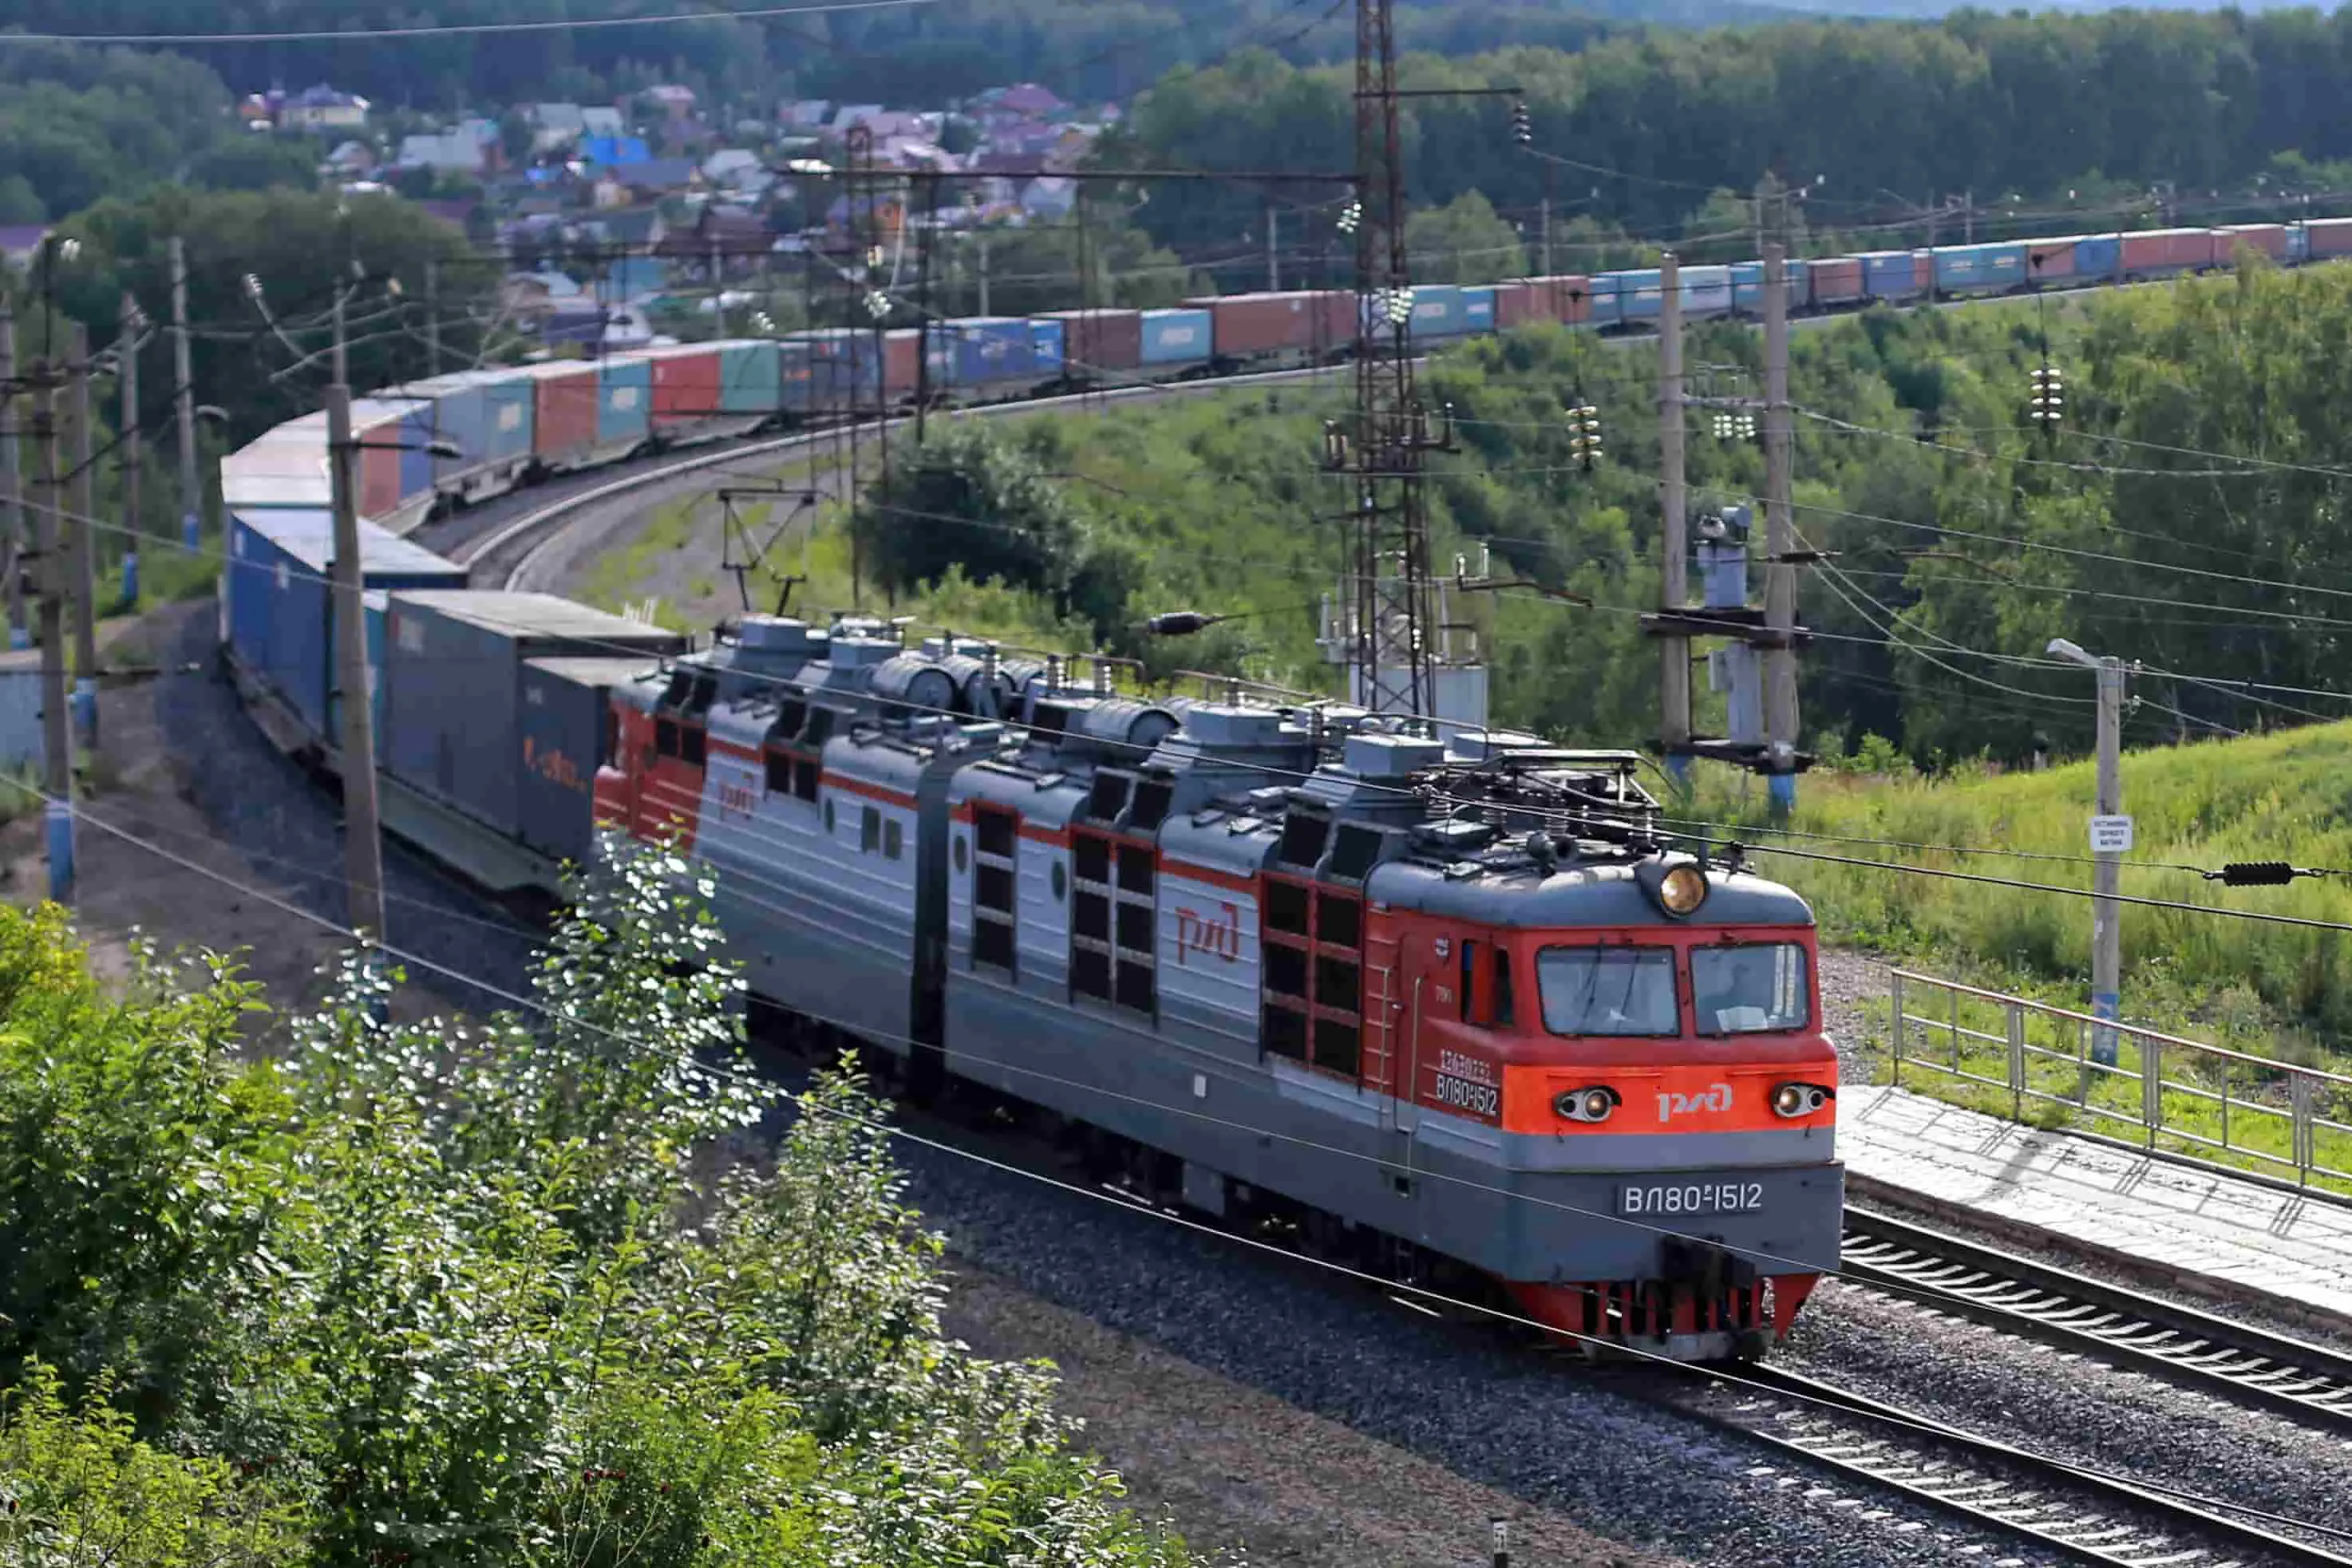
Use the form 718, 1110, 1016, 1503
28, 331, 70, 899
327, 365, 386, 941
172, 235, 201, 551
1762, 243, 1799, 814
1658, 251, 1690, 768
2093, 654, 2124, 1067
119, 291, 141, 608
0, 300, 22, 650
63, 320, 97, 751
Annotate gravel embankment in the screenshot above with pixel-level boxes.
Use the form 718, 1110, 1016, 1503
1785, 1277, 2352, 1554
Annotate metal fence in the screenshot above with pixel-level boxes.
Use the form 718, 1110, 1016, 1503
1888, 969, 2352, 1191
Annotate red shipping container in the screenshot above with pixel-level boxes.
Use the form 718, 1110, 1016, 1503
650, 346, 721, 426
1808, 257, 1864, 303
1911, 251, 1933, 290
883, 329, 921, 397
2215, 223, 2287, 261
533, 363, 599, 461
358, 414, 407, 517
1037, 308, 1143, 373
2026, 241, 2077, 282
1494, 277, 1593, 327
2121, 227, 2215, 273
1187, 290, 1354, 357
2307, 217, 2352, 259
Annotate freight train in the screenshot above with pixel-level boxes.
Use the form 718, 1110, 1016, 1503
221, 535, 1846, 1359
210, 213, 2324, 1357
219, 217, 2352, 545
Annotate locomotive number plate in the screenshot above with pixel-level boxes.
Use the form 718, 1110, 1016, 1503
1618, 1181, 1765, 1217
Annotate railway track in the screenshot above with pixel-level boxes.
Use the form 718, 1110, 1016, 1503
1694, 1363, 2352, 1567
1840, 1207, 2352, 1433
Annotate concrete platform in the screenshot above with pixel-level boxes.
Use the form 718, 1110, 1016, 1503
1840, 1084, 2352, 1337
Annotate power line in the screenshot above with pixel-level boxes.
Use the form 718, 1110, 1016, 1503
0, 0, 947, 45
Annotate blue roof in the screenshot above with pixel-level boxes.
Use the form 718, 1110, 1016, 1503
231, 508, 465, 579
583, 135, 650, 166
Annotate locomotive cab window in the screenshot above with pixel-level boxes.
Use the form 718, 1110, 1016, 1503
1691, 942, 1810, 1035
1460, 940, 1517, 1028
1538, 946, 1678, 1037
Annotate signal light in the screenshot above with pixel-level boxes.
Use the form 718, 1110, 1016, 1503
1567, 402, 1603, 468
1712, 411, 1757, 443
2029, 363, 2065, 428
1338, 199, 1362, 235
1512, 101, 1533, 147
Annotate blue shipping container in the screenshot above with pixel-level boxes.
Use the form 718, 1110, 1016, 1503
420, 377, 488, 486
1460, 287, 1496, 334
1139, 308, 1209, 364
478, 376, 535, 464
227, 508, 465, 737
1139, 308, 1212, 365
1933, 242, 2028, 294
719, 341, 780, 416
326, 590, 390, 759
596, 358, 652, 446
1586, 274, 1623, 330
1029, 318, 1065, 378
1731, 260, 1811, 314
397, 405, 436, 502
1681, 265, 1733, 318
1860, 251, 1923, 301
927, 318, 1033, 387
2072, 235, 2121, 278
2290, 225, 2312, 265
775, 340, 816, 415
1610, 270, 1664, 323
793, 330, 880, 408
1405, 285, 1466, 340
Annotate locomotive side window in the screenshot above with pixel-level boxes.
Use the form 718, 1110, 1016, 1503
970, 805, 1020, 975
1537, 946, 1679, 1037
1261, 880, 1363, 1077
1071, 828, 1156, 1018
1459, 941, 1517, 1028
1690, 942, 1810, 1034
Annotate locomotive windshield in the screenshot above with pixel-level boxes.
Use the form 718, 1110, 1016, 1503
1690, 942, 1810, 1035
1538, 946, 1680, 1037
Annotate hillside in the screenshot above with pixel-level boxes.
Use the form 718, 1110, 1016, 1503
1690, 720, 2352, 1056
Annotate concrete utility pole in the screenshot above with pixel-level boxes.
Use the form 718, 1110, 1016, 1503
976, 232, 990, 318
1761, 243, 1799, 815
0, 301, 23, 650
1658, 251, 1690, 766
425, 252, 441, 373
171, 236, 200, 551
28, 334, 70, 900
2050, 637, 2125, 1069
1267, 203, 1280, 293
327, 362, 387, 942
119, 292, 140, 608
62, 322, 97, 752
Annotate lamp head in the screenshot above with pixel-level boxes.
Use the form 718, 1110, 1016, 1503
2046, 637, 2094, 667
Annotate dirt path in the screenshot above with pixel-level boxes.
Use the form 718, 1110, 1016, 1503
940, 1262, 1686, 1568
0, 603, 534, 1027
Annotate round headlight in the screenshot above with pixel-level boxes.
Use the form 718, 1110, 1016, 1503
1772, 1082, 1832, 1119
1658, 864, 1709, 916
1554, 1087, 1617, 1124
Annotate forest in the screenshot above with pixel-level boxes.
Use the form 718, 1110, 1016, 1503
830, 256, 2352, 770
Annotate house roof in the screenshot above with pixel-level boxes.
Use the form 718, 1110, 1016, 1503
397, 132, 483, 171
581, 107, 624, 135
997, 82, 1065, 115
582, 135, 651, 166
702, 148, 761, 179
533, 103, 586, 132
0, 224, 51, 263
618, 158, 698, 192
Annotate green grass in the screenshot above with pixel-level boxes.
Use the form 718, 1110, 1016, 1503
1682, 728, 2352, 1187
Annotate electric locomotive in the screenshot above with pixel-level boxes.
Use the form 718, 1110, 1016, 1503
595, 614, 1842, 1361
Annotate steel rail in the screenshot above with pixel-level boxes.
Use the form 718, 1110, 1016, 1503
1840, 1207, 2352, 1433
1715, 1363, 2352, 1567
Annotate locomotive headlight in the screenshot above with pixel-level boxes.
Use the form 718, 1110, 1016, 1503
1771, 1081, 1834, 1119
1658, 864, 1709, 915
1555, 1086, 1619, 1124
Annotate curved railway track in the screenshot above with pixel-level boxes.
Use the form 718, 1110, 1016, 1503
1840, 1207, 2352, 1434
